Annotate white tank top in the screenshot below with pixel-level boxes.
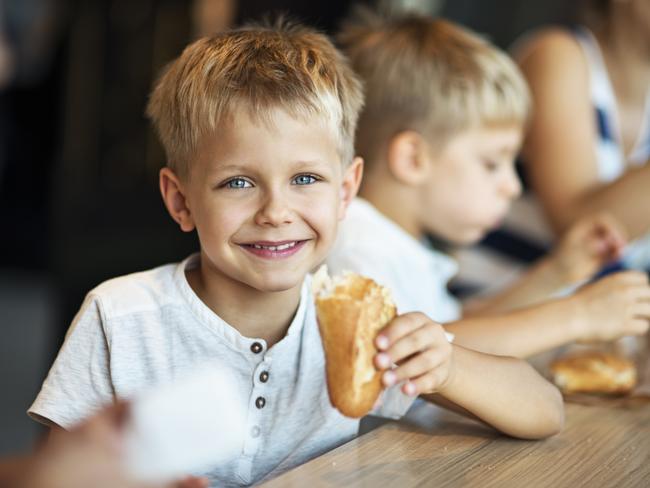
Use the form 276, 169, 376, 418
574, 27, 650, 269
574, 27, 650, 179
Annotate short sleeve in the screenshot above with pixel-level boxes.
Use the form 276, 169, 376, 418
28, 294, 115, 429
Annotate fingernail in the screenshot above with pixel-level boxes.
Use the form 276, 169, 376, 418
376, 335, 389, 350
383, 371, 396, 387
376, 353, 391, 369
403, 382, 417, 396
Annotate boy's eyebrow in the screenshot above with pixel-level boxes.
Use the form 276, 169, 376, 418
213, 160, 333, 174
485, 144, 519, 157
214, 164, 251, 173
500, 145, 521, 156
292, 159, 333, 170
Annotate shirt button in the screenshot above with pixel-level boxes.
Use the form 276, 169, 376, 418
255, 396, 266, 409
251, 426, 261, 438
259, 371, 269, 383
250, 342, 263, 354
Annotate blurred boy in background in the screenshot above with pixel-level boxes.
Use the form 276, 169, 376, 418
328, 10, 650, 358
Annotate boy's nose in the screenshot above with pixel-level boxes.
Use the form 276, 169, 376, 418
502, 169, 522, 200
255, 190, 294, 227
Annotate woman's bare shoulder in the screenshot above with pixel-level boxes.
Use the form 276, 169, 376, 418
513, 27, 584, 69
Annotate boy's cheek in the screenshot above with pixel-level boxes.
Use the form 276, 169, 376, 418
306, 200, 340, 240
203, 206, 251, 234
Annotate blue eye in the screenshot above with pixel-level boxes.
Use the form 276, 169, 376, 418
293, 174, 318, 185
225, 178, 252, 189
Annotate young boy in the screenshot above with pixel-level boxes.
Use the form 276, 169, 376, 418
329, 12, 650, 358
28, 22, 563, 486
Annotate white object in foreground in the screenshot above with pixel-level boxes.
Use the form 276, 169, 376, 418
122, 364, 246, 482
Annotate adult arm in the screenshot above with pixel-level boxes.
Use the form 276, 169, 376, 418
517, 29, 650, 239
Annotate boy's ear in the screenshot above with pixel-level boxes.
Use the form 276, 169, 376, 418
386, 131, 431, 185
159, 167, 196, 232
338, 157, 364, 220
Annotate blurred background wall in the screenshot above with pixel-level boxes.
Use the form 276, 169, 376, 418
0, 0, 578, 455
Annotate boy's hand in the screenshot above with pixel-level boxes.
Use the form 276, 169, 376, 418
573, 271, 650, 342
553, 213, 626, 283
374, 312, 453, 397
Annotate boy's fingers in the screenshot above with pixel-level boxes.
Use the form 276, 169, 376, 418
402, 371, 444, 396
602, 222, 626, 246
376, 313, 428, 350
383, 347, 446, 387
606, 240, 624, 260
580, 213, 621, 240
597, 217, 627, 250
382, 322, 443, 365
599, 233, 624, 257
599, 214, 626, 239
402, 381, 418, 396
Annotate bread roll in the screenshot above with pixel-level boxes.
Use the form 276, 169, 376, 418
313, 266, 396, 418
550, 351, 637, 395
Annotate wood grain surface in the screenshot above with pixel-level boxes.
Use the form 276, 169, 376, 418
262, 401, 650, 488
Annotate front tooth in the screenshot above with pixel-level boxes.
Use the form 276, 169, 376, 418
251, 242, 298, 251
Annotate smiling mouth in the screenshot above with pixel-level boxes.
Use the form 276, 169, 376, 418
249, 242, 298, 251
238, 240, 309, 259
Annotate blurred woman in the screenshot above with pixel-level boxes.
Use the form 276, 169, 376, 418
516, 0, 650, 270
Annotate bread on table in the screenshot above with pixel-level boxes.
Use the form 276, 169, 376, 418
313, 265, 396, 418
550, 351, 637, 395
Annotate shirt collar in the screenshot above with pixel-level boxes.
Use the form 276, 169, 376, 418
173, 253, 310, 354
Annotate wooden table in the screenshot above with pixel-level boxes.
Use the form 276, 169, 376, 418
262, 401, 650, 487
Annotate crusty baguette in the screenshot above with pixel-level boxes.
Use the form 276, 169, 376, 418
313, 266, 396, 418
550, 351, 637, 395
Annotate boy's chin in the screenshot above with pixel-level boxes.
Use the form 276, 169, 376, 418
445, 228, 487, 247
245, 272, 305, 293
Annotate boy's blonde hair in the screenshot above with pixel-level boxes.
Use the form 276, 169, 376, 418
147, 21, 364, 177
339, 11, 530, 164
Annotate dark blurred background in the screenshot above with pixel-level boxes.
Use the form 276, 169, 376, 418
0, 0, 579, 455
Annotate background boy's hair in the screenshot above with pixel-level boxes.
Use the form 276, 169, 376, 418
147, 19, 364, 177
338, 9, 530, 165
